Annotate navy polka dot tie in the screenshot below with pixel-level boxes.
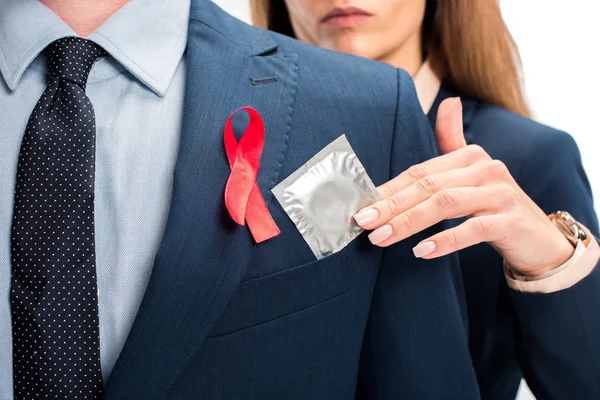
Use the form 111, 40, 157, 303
10, 37, 106, 399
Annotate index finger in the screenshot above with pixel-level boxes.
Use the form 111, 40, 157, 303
377, 144, 490, 199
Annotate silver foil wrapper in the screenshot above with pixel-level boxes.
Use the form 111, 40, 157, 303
272, 135, 381, 259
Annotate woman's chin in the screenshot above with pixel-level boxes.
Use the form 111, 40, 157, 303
339, 46, 380, 61
325, 37, 379, 60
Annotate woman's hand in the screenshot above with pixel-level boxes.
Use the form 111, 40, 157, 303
354, 98, 574, 277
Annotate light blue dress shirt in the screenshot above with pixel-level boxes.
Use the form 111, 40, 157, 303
0, 0, 190, 396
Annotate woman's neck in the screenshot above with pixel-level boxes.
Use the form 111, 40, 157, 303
41, 0, 129, 37
377, 29, 423, 77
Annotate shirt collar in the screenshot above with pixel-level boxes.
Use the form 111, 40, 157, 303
413, 60, 442, 114
0, 0, 190, 97
0, 0, 74, 90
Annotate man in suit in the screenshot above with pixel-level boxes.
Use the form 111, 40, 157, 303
0, 0, 598, 399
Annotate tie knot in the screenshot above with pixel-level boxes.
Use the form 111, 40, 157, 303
46, 37, 107, 88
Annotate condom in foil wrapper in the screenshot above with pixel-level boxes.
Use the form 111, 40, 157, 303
272, 135, 381, 259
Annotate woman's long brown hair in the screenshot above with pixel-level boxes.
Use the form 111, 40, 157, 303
251, 0, 530, 117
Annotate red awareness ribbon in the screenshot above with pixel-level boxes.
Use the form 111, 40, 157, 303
224, 107, 281, 243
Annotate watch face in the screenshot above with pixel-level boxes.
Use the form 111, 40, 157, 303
554, 211, 588, 246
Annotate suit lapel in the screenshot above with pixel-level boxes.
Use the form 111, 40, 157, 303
103, 2, 298, 398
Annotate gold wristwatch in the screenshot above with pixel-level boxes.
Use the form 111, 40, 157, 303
549, 211, 590, 248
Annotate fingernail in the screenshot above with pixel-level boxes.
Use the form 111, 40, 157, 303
449, 96, 460, 109
412, 241, 437, 258
354, 209, 379, 226
368, 225, 393, 245
450, 98, 463, 135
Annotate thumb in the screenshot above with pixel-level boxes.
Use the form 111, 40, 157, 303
436, 97, 467, 154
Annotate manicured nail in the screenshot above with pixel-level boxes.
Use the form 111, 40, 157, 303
412, 241, 437, 258
368, 225, 393, 245
354, 209, 379, 226
451, 97, 462, 110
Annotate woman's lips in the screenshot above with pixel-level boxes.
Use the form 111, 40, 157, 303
321, 7, 373, 28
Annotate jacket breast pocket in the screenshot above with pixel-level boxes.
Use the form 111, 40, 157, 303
208, 248, 351, 337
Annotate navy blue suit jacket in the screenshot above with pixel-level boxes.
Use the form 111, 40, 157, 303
428, 84, 600, 400
102, 2, 478, 399
101, 2, 600, 399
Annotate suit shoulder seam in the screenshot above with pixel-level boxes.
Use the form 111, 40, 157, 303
188, 18, 256, 55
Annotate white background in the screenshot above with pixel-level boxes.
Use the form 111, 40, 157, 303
212, 1, 600, 399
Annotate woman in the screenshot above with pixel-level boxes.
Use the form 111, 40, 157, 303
252, 0, 600, 399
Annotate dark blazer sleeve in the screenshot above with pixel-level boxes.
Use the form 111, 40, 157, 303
509, 128, 600, 399
356, 70, 480, 399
